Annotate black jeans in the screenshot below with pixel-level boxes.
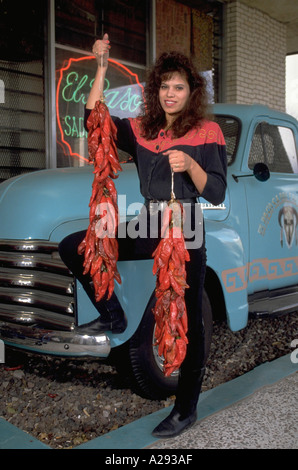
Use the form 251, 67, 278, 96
59, 206, 207, 410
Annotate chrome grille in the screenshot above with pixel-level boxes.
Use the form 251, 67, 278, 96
0, 239, 75, 331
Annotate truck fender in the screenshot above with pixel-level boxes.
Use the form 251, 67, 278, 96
75, 258, 156, 348
205, 220, 249, 331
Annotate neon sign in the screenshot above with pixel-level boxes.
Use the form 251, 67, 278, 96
56, 56, 144, 163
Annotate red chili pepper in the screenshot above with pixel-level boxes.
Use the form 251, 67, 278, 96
4, 365, 23, 371
152, 199, 190, 376
90, 254, 103, 277
79, 100, 122, 302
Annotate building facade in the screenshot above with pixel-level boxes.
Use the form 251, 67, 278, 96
0, 0, 293, 181
223, 0, 287, 108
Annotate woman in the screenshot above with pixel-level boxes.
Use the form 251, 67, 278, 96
59, 34, 227, 438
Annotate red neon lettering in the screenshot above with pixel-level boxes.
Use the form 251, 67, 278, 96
56, 56, 144, 163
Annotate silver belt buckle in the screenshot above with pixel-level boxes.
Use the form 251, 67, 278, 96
148, 200, 168, 215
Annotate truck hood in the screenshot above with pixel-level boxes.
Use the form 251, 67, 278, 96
0, 164, 142, 240
0, 163, 229, 241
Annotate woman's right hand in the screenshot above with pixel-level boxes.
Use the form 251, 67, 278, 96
92, 33, 110, 68
86, 34, 110, 108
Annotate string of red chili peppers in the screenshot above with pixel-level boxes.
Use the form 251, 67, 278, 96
78, 99, 122, 302
152, 173, 190, 376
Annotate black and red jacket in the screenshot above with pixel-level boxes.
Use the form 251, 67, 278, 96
85, 109, 227, 206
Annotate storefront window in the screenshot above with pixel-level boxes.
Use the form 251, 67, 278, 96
0, 0, 46, 182
0, 0, 222, 177
56, 50, 145, 167
55, 0, 147, 167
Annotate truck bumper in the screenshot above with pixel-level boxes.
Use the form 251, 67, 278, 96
0, 321, 111, 358
0, 238, 110, 358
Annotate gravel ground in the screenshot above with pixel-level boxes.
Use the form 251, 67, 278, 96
1, 311, 297, 449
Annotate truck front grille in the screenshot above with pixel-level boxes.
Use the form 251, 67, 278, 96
0, 239, 75, 331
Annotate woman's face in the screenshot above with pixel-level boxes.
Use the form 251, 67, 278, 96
159, 71, 190, 124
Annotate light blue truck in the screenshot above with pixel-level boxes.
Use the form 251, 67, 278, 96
0, 104, 297, 399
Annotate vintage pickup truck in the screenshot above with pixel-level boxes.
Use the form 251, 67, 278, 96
0, 103, 297, 399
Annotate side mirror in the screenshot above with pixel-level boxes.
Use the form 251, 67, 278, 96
253, 163, 270, 182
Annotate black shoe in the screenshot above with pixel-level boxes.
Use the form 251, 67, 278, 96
76, 314, 127, 335
152, 407, 197, 439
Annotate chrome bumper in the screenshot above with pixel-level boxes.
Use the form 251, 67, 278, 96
0, 238, 111, 358
0, 320, 111, 357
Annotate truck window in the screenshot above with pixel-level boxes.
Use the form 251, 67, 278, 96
248, 122, 298, 174
214, 116, 240, 166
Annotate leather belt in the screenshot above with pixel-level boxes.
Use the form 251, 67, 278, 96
144, 198, 197, 215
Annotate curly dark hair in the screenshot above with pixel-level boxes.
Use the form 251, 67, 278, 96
139, 51, 209, 140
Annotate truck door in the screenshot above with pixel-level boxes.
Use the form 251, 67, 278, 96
244, 119, 298, 295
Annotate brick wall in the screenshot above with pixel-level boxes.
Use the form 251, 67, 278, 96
223, 0, 287, 110
156, 0, 191, 58
155, 0, 213, 72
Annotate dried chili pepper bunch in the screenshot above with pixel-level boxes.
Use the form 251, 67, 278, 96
152, 200, 190, 376
78, 100, 122, 302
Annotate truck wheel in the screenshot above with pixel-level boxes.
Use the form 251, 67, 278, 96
128, 288, 213, 400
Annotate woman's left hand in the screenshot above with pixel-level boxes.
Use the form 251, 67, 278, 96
164, 149, 194, 173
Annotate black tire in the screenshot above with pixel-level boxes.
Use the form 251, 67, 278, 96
128, 288, 213, 400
